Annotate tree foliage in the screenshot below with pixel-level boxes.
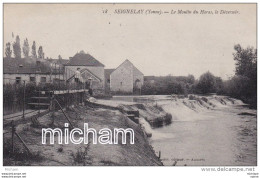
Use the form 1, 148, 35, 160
196, 72, 217, 94
12, 35, 21, 59
225, 44, 257, 107
31, 41, 37, 58
141, 75, 195, 95
22, 38, 30, 58
38, 46, 44, 59
5, 42, 12, 59
233, 44, 257, 81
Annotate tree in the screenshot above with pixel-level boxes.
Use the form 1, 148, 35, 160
187, 74, 195, 84
215, 77, 224, 94
31, 41, 37, 58
12, 35, 21, 59
196, 72, 216, 94
230, 44, 257, 107
5, 42, 12, 59
38, 46, 44, 59
22, 38, 30, 58
233, 44, 257, 84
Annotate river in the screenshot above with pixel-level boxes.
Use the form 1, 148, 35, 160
148, 96, 257, 166
106, 95, 257, 166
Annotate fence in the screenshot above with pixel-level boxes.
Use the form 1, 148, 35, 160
3, 74, 89, 118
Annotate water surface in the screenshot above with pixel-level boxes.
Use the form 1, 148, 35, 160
149, 100, 257, 166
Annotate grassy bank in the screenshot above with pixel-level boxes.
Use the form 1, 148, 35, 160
3, 105, 162, 166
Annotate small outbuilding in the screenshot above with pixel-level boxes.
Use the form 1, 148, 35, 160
109, 59, 144, 94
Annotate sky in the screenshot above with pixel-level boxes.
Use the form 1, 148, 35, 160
3, 4, 256, 79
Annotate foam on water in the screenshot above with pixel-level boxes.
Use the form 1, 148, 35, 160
148, 95, 256, 166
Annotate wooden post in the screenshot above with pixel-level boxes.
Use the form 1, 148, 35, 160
22, 80, 25, 119
54, 99, 74, 128
14, 132, 31, 155
65, 68, 67, 108
59, 65, 61, 90
54, 63, 57, 90
38, 84, 40, 115
11, 120, 15, 154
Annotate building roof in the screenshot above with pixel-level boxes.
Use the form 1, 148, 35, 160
3, 58, 64, 75
4, 58, 51, 74
46, 58, 69, 65
65, 52, 105, 67
111, 59, 143, 76
104, 69, 115, 80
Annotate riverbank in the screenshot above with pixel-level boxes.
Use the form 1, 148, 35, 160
94, 94, 256, 166
94, 98, 173, 128
3, 105, 162, 166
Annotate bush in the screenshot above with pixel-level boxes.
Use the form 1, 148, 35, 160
142, 75, 194, 95
165, 113, 172, 125
3, 139, 43, 163
71, 147, 89, 165
196, 72, 217, 94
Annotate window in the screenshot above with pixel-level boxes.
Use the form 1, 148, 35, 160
40, 77, 47, 83
30, 77, 36, 82
107, 79, 110, 83
120, 82, 123, 86
16, 77, 21, 84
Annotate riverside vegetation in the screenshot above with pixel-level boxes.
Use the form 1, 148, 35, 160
141, 44, 257, 108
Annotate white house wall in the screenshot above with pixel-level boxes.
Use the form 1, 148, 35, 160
3, 73, 62, 84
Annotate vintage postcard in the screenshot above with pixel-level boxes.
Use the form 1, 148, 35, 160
2, 3, 257, 173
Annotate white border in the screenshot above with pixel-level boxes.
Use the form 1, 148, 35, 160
0, 1, 258, 178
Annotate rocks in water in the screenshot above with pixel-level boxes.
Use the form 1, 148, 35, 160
238, 112, 256, 116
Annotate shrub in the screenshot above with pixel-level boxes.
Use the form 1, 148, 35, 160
165, 113, 172, 125
3, 139, 43, 163
71, 147, 89, 165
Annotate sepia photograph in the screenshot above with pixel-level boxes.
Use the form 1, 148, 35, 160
1, 2, 257, 175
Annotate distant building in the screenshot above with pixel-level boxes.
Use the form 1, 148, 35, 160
4, 54, 144, 96
3, 58, 63, 84
46, 58, 69, 69
64, 51, 105, 93
110, 59, 144, 94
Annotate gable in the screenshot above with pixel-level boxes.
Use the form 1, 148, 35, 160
81, 68, 102, 82
67, 67, 102, 83
111, 59, 143, 76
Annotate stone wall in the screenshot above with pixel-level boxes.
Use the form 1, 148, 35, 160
133, 66, 144, 88
110, 61, 134, 93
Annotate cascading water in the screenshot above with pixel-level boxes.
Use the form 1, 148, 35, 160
147, 95, 256, 166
